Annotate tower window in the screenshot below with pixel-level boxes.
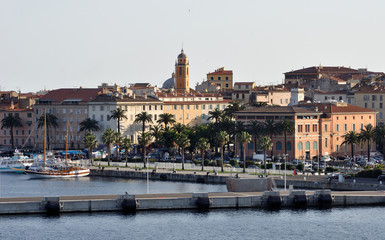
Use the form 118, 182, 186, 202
179, 67, 182, 75
218, 77, 221, 80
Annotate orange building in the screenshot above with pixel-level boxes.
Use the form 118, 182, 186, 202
175, 49, 190, 93
207, 67, 233, 91
234, 102, 377, 160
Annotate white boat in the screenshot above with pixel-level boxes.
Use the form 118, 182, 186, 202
25, 111, 90, 179
0, 149, 34, 173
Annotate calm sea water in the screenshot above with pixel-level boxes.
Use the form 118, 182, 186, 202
0, 173, 383, 240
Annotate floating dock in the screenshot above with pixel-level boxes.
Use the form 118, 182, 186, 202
1, 190, 385, 215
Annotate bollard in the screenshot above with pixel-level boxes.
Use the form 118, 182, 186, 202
121, 195, 138, 212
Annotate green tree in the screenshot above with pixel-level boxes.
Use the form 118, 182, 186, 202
216, 131, 229, 172
374, 125, 385, 155
248, 121, 264, 154
84, 132, 98, 165
79, 118, 100, 133
278, 119, 295, 157
138, 132, 152, 168
101, 128, 115, 166
237, 131, 252, 173
208, 108, 224, 124
196, 138, 210, 171
113, 132, 123, 161
342, 131, 359, 161
37, 113, 58, 150
224, 101, 245, 119
264, 119, 279, 159
359, 124, 375, 163
172, 123, 186, 134
121, 137, 133, 167
109, 108, 128, 133
157, 113, 176, 130
258, 136, 273, 174
1, 114, 23, 149
150, 125, 164, 148
175, 133, 190, 170
134, 112, 153, 134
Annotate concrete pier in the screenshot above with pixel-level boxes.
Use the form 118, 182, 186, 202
2, 190, 385, 215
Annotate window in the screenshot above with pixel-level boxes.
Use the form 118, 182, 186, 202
210, 77, 214, 80
226, 84, 229, 87
276, 141, 282, 151
100, 115, 104, 121
202, 105, 206, 110
3, 130, 6, 135
364, 95, 369, 101
313, 141, 318, 150
353, 124, 356, 131
186, 114, 189, 119
336, 145, 339, 152
298, 142, 303, 151
226, 77, 229, 80
344, 124, 347, 131
305, 125, 310, 132
143, 105, 146, 111
218, 77, 221, 80
372, 95, 377, 101
324, 124, 328, 132
173, 105, 177, 110
16, 130, 18, 135
305, 141, 310, 151
312, 124, 317, 132
107, 115, 110, 121
179, 67, 182, 75
187, 105, 190, 110
298, 125, 303, 132
365, 102, 368, 108
149, 105, 152, 110
287, 142, 292, 151
380, 103, 383, 109
380, 112, 383, 119
22, 130, 25, 135
361, 123, 364, 130
325, 138, 328, 148
100, 106, 104, 111
27, 113, 32, 118
63, 109, 66, 114
154, 114, 157, 121
180, 105, 183, 110
372, 102, 375, 108
336, 124, 339, 131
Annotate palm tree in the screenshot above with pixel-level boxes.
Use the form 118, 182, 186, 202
150, 125, 163, 148
172, 123, 186, 134
374, 125, 385, 155
157, 113, 176, 129
84, 132, 98, 165
121, 137, 133, 167
138, 132, 152, 168
359, 124, 375, 163
109, 108, 128, 133
175, 133, 190, 170
196, 138, 210, 171
37, 113, 58, 150
258, 136, 273, 174
237, 131, 252, 173
264, 119, 279, 159
224, 101, 245, 119
235, 121, 246, 159
342, 131, 359, 162
1, 114, 23, 149
208, 108, 223, 124
134, 112, 153, 134
101, 128, 115, 166
248, 121, 264, 154
278, 119, 295, 157
113, 132, 122, 161
216, 131, 229, 172
79, 118, 100, 133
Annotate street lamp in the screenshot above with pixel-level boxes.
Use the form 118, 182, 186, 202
282, 154, 288, 191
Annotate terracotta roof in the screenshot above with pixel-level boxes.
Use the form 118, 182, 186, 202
298, 103, 376, 114
234, 82, 254, 85
164, 99, 231, 105
91, 94, 162, 103
235, 106, 320, 115
207, 70, 233, 75
39, 88, 101, 102
314, 90, 347, 95
285, 66, 359, 75
131, 83, 151, 88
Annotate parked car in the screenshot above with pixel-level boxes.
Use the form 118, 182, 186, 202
247, 165, 259, 169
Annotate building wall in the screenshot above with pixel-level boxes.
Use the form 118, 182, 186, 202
207, 70, 233, 90
0, 109, 35, 149
353, 92, 385, 125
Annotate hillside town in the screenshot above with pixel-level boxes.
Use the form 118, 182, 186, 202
1, 49, 384, 171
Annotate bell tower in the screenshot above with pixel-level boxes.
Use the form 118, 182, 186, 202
175, 49, 190, 93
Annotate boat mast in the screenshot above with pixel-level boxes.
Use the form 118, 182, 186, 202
43, 108, 46, 167
65, 119, 69, 161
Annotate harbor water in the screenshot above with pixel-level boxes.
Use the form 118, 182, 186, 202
0, 173, 383, 240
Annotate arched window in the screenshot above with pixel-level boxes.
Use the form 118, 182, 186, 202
305, 141, 310, 150
287, 142, 292, 151
276, 141, 282, 151
313, 141, 318, 150
179, 67, 182, 75
298, 142, 303, 151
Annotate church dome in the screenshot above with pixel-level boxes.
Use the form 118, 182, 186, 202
178, 49, 187, 58
162, 77, 175, 89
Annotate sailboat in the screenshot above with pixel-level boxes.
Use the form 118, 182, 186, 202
25, 110, 90, 178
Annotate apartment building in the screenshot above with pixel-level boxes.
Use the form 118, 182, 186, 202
352, 87, 385, 125
33, 88, 102, 150
207, 67, 233, 91
89, 94, 163, 144
249, 87, 291, 106
234, 102, 376, 160
232, 82, 255, 103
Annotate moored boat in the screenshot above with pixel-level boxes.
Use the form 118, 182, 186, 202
0, 149, 34, 173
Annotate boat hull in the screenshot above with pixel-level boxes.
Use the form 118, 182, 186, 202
26, 169, 90, 179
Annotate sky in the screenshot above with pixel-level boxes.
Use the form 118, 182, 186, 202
1, 0, 385, 92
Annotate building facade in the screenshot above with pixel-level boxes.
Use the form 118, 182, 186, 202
207, 67, 233, 91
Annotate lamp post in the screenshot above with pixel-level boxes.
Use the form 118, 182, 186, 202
283, 154, 288, 191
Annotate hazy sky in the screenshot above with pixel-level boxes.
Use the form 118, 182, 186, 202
1, 0, 385, 92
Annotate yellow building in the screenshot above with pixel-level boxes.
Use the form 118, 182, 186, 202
175, 49, 190, 93
207, 67, 233, 91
